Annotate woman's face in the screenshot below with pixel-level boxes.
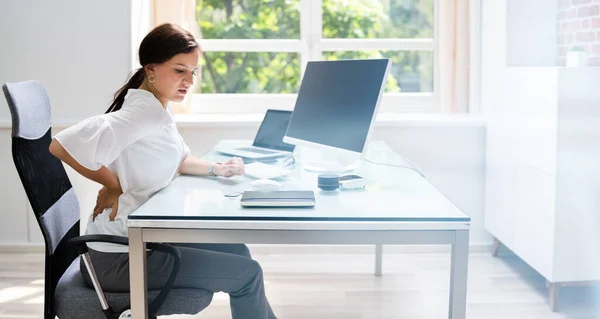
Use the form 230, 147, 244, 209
147, 48, 200, 103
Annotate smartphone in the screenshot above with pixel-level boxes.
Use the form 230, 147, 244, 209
339, 175, 365, 189
339, 175, 363, 181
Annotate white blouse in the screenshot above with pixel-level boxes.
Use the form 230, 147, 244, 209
54, 89, 190, 253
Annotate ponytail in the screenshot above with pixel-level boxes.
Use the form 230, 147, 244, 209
105, 68, 146, 113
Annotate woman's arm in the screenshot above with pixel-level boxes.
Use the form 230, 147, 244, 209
179, 155, 244, 178
49, 138, 122, 192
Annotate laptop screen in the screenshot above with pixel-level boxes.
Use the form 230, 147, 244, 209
252, 110, 296, 152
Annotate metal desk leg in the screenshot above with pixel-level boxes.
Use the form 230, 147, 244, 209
449, 230, 469, 319
129, 227, 148, 319
375, 244, 383, 277
547, 281, 559, 312
491, 237, 501, 257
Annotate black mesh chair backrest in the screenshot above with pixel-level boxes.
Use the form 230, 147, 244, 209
3, 81, 81, 319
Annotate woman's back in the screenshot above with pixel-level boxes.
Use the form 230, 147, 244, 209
54, 89, 189, 252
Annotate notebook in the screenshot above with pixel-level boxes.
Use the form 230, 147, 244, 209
240, 191, 315, 207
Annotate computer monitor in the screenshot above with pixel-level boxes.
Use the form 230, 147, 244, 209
283, 59, 391, 172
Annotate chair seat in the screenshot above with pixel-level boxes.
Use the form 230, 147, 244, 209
54, 257, 213, 319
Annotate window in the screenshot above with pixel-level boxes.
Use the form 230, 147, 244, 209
184, 0, 441, 113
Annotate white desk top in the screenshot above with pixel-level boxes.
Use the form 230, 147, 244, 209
128, 141, 469, 229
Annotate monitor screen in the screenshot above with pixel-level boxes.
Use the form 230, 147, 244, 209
253, 109, 296, 152
284, 59, 390, 154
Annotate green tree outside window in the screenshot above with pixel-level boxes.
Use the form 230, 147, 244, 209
196, 0, 433, 94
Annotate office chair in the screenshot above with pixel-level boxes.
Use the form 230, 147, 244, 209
3, 80, 213, 319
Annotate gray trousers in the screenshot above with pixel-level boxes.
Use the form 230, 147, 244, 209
81, 243, 277, 319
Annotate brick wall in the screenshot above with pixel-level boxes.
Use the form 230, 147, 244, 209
557, 0, 600, 66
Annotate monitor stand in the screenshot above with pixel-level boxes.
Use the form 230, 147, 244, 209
299, 148, 357, 174
303, 161, 355, 173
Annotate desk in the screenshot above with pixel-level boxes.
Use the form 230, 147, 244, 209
128, 141, 470, 318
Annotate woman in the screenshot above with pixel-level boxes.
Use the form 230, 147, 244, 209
49, 23, 277, 319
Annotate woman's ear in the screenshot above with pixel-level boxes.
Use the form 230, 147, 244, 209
144, 64, 155, 75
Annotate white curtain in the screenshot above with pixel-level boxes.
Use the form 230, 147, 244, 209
439, 0, 471, 112
151, 0, 199, 113
153, 0, 199, 37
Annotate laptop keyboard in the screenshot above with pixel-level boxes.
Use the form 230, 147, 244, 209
236, 147, 277, 154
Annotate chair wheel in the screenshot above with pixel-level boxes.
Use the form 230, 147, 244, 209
118, 309, 131, 319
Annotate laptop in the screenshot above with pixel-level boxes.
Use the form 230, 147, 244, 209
216, 109, 295, 160
241, 191, 315, 207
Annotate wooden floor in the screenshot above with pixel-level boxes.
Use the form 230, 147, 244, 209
0, 248, 598, 319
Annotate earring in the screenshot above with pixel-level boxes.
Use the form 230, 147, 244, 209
148, 74, 156, 83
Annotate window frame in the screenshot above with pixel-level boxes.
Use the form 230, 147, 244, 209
189, 0, 440, 114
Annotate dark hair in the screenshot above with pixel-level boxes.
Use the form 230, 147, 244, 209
106, 23, 199, 113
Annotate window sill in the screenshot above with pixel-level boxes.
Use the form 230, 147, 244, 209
173, 113, 487, 128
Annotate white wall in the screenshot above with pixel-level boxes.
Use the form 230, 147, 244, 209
506, 0, 557, 66
0, 0, 133, 244
482, 0, 558, 175
0, 0, 490, 248
0, 0, 132, 121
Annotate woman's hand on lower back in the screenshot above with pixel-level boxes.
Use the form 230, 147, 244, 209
93, 186, 123, 221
